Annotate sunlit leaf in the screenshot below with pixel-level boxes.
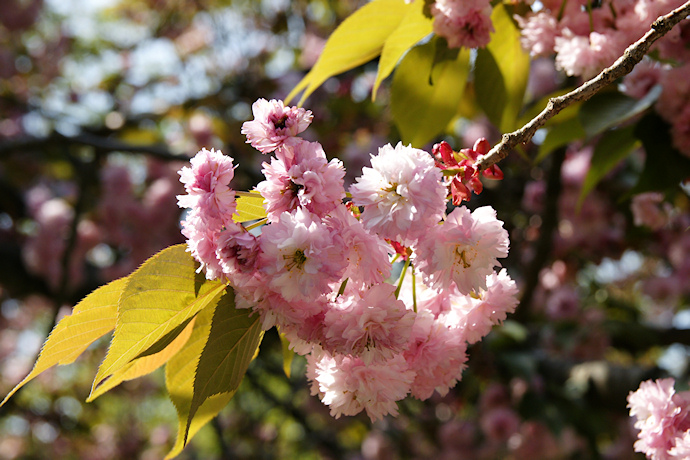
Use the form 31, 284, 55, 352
579, 85, 662, 138
234, 191, 266, 223
185, 288, 263, 440
287, 0, 408, 105
279, 330, 295, 378
87, 316, 196, 401
373, 0, 433, 98
165, 302, 229, 459
391, 37, 470, 147
475, 3, 530, 131
91, 244, 226, 395
578, 125, 640, 208
1, 278, 125, 406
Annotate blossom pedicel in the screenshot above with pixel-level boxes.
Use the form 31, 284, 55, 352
177, 99, 519, 421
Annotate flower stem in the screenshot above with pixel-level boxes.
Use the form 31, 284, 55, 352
245, 217, 268, 231
395, 258, 411, 299
411, 269, 417, 313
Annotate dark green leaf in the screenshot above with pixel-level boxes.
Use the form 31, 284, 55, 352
474, 47, 506, 129
578, 85, 661, 138
475, 4, 530, 131
631, 113, 690, 194
578, 125, 640, 207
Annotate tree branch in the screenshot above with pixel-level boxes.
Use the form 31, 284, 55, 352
0, 132, 183, 161
475, 1, 690, 171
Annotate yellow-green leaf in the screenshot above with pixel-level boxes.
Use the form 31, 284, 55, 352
373, 0, 433, 98
233, 191, 266, 223
476, 3, 530, 131
165, 302, 228, 459
286, 0, 408, 105
91, 244, 226, 394
279, 330, 295, 379
185, 288, 263, 441
391, 37, 471, 147
1, 277, 125, 406
87, 316, 196, 402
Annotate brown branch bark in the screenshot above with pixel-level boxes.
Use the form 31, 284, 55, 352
475, 1, 690, 171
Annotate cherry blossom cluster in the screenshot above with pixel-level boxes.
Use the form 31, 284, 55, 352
429, 0, 495, 49
177, 98, 519, 421
516, 0, 687, 78
628, 378, 690, 459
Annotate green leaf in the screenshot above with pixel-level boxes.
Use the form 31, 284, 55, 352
631, 113, 690, 194
91, 244, 226, 394
578, 85, 662, 138
475, 4, 530, 131
1, 277, 125, 406
578, 125, 640, 208
87, 316, 196, 402
286, 0, 409, 105
474, 48, 506, 129
279, 330, 295, 379
536, 117, 586, 163
373, 0, 433, 98
391, 37, 470, 147
234, 191, 266, 223
165, 301, 228, 459
185, 288, 263, 441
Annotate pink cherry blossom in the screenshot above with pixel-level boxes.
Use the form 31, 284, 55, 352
241, 98, 313, 154
215, 222, 262, 288
254, 290, 328, 336
516, 11, 560, 57
431, 0, 494, 49
257, 140, 345, 222
349, 142, 447, 244
306, 351, 414, 421
324, 283, 415, 364
403, 310, 468, 400
180, 210, 224, 280
628, 378, 690, 459
555, 30, 626, 78
415, 206, 509, 294
325, 204, 392, 289
443, 269, 519, 344
177, 148, 236, 228
258, 207, 347, 302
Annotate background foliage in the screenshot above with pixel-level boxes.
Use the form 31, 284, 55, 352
1, 0, 689, 458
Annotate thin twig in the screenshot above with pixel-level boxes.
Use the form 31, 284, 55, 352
475, 1, 690, 171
